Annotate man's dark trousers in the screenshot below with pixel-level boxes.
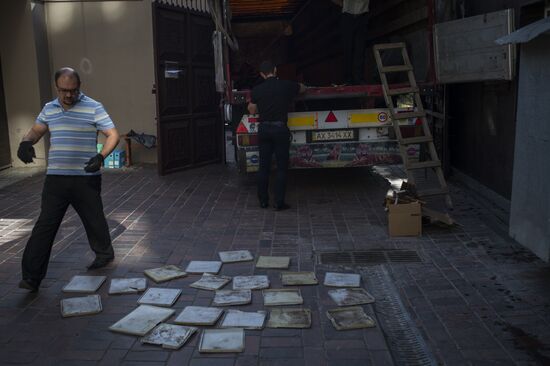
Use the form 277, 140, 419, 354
22, 175, 113, 284
342, 12, 368, 84
257, 122, 291, 206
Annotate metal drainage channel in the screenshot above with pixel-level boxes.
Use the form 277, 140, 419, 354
362, 266, 437, 366
317, 250, 436, 366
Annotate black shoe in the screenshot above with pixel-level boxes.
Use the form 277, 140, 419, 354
87, 256, 114, 270
260, 201, 269, 209
19, 279, 39, 293
274, 203, 291, 211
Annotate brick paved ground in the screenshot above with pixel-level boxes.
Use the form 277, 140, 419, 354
0, 164, 549, 365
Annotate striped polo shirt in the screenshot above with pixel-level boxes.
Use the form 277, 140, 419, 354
36, 93, 115, 176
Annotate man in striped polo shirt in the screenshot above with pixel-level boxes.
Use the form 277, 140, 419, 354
17, 67, 120, 292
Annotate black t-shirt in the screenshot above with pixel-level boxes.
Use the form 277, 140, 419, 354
250, 77, 300, 123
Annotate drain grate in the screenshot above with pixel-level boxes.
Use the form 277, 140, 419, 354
387, 250, 422, 263
354, 250, 387, 264
319, 252, 353, 264
319, 249, 422, 265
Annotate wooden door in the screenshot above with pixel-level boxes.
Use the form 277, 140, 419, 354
153, 2, 221, 174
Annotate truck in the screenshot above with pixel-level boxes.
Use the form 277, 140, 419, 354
219, 1, 424, 173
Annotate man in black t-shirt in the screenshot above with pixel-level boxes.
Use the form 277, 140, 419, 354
248, 61, 306, 210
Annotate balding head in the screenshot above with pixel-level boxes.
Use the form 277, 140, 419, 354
55, 67, 81, 109
54, 67, 81, 88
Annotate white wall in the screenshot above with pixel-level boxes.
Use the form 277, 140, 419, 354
45, 0, 158, 163
0, 0, 47, 168
509, 36, 550, 262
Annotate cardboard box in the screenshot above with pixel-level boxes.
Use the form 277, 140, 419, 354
388, 201, 422, 237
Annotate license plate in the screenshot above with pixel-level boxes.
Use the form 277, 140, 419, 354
311, 129, 355, 142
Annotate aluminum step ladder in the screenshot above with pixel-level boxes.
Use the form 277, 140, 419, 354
374, 42, 453, 210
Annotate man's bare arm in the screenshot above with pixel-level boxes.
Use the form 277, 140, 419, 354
248, 102, 258, 115
98, 128, 120, 158
22, 124, 48, 144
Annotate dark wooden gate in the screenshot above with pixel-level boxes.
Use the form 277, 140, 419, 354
153, 2, 221, 175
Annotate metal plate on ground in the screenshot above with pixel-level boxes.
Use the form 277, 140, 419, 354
324, 272, 361, 287
219, 310, 267, 330
190, 273, 231, 291
213, 290, 252, 306
109, 305, 175, 336
326, 306, 376, 330
263, 289, 303, 306
232, 275, 269, 290
144, 265, 187, 283
108, 278, 147, 295
173, 306, 224, 326
185, 261, 222, 274
140, 323, 197, 350
328, 288, 375, 306
138, 288, 182, 307
281, 272, 318, 286
218, 250, 254, 263
199, 328, 245, 353
256, 256, 290, 269
62, 275, 107, 293
60, 294, 102, 318
266, 308, 311, 328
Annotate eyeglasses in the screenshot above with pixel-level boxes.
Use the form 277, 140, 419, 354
57, 88, 80, 95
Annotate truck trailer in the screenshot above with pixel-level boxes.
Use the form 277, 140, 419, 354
220, 1, 425, 173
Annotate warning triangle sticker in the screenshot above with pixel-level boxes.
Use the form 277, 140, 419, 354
236, 123, 248, 133
325, 111, 338, 123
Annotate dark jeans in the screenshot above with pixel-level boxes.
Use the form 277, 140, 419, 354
342, 12, 369, 84
22, 175, 113, 284
257, 123, 291, 206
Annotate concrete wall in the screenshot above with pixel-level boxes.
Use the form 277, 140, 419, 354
31, 2, 53, 107
31, 1, 53, 158
45, 0, 157, 163
0, 0, 47, 168
509, 36, 550, 261
0, 60, 12, 169
445, 0, 544, 199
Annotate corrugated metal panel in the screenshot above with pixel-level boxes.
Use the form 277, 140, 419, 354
230, 0, 307, 20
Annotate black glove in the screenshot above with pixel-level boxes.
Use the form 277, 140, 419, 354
84, 153, 104, 173
17, 141, 35, 164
